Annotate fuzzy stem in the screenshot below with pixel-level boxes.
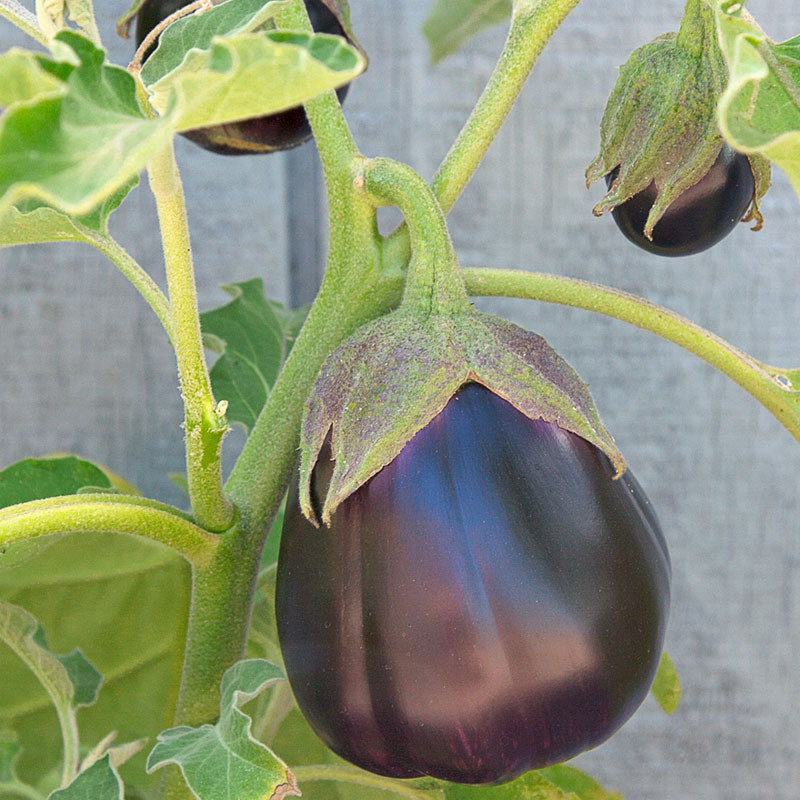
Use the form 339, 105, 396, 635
0, 0, 48, 46
0, 494, 219, 567
462, 267, 800, 443
384, 0, 582, 267
148, 141, 234, 532
362, 158, 468, 316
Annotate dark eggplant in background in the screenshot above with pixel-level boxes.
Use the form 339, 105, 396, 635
277, 382, 671, 785
135, 0, 352, 154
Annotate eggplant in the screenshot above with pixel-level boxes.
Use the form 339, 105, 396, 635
276, 382, 670, 784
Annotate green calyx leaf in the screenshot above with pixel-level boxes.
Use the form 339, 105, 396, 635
300, 308, 624, 526
650, 651, 682, 714
0, 31, 173, 221
714, 1, 800, 203
201, 279, 309, 434
422, 0, 512, 64
49, 754, 124, 800
586, 1, 757, 238
146, 658, 299, 800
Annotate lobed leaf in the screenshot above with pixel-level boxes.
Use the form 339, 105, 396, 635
145, 30, 365, 131
0, 600, 102, 726
649, 651, 682, 714
422, 0, 511, 64
139, 0, 291, 84
440, 770, 576, 799
201, 279, 309, 433
0, 534, 190, 795
49, 754, 124, 800
146, 659, 299, 800
0, 31, 173, 220
713, 1, 800, 201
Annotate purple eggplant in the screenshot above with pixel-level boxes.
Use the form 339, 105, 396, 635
276, 382, 670, 784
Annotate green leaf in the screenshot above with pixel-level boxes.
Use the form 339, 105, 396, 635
0, 600, 102, 730
0, 534, 190, 795
0, 731, 20, 784
649, 651, 681, 714
422, 0, 511, 64
201, 279, 309, 433
0, 31, 173, 220
0, 49, 68, 109
538, 766, 623, 800
441, 770, 575, 799
49, 754, 123, 800
140, 0, 291, 84
0, 457, 112, 510
714, 2, 800, 200
145, 30, 365, 132
146, 659, 299, 800
0, 456, 114, 570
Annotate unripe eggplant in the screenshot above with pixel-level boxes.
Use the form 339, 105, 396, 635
277, 382, 670, 784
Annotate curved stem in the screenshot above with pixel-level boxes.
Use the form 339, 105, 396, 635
0, 782, 46, 800
79, 226, 175, 344
462, 267, 800, 442
362, 158, 468, 315
384, 0, 582, 266
148, 141, 234, 532
291, 765, 439, 800
0, 0, 48, 46
0, 494, 219, 567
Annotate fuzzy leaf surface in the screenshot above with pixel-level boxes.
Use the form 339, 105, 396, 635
49, 754, 123, 800
147, 659, 299, 800
422, 0, 511, 63
144, 29, 364, 131
714, 2, 800, 201
139, 0, 291, 84
649, 651, 682, 714
0, 31, 172, 220
0, 534, 190, 794
201, 279, 308, 433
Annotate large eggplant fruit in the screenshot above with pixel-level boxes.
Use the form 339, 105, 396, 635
276, 382, 670, 785
135, 0, 352, 155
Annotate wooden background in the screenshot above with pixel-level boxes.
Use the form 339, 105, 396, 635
2, 1, 799, 797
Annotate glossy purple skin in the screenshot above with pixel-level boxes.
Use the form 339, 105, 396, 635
607, 144, 754, 257
276, 383, 671, 784
135, 0, 350, 155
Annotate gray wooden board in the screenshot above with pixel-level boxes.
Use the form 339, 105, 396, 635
1, 1, 800, 798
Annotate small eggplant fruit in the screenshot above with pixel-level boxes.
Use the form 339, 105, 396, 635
135, 0, 352, 154
606, 144, 755, 257
277, 382, 671, 784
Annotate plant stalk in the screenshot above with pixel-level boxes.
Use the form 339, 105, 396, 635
291, 765, 441, 800
362, 158, 469, 316
148, 141, 234, 533
384, 0, 582, 267
462, 267, 800, 442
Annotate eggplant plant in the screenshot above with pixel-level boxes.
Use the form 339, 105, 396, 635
0, 1, 797, 799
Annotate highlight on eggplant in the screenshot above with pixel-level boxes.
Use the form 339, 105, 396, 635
277, 382, 671, 785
